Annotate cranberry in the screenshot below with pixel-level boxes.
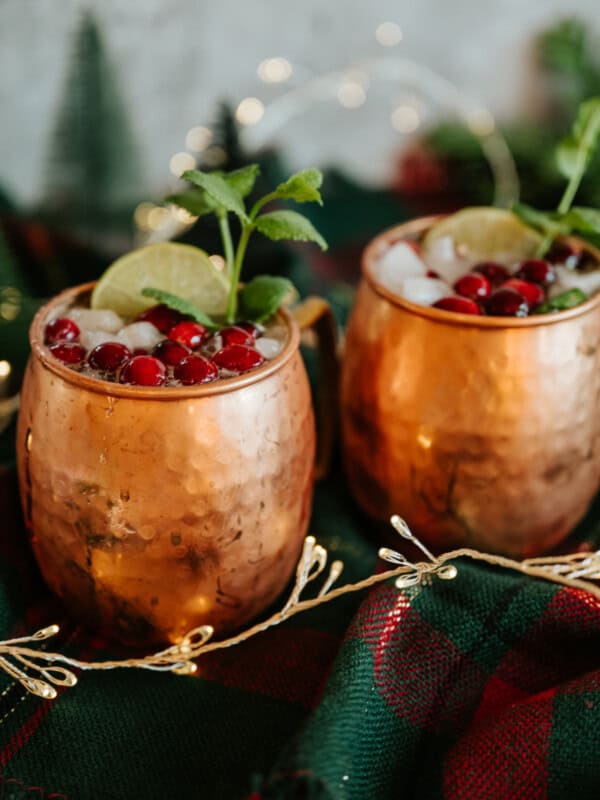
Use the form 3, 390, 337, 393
485, 287, 529, 317
454, 273, 492, 301
48, 341, 86, 365
547, 242, 583, 270
212, 344, 266, 373
218, 326, 254, 346
174, 354, 219, 385
88, 342, 132, 372
153, 339, 190, 367
119, 355, 166, 386
168, 321, 207, 349
502, 278, 545, 309
432, 297, 482, 315
473, 262, 509, 286
426, 269, 440, 279
45, 317, 80, 344
137, 304, 186, 333
236, 321, 264, 339
515, 259, 556, 287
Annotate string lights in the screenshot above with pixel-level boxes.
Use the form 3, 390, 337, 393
134, 35, 519, 241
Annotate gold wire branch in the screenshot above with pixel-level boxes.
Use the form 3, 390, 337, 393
0, 518, 599, 700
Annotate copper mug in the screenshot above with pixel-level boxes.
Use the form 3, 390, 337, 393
341, 216, 600, 557
16, 284, 337, 645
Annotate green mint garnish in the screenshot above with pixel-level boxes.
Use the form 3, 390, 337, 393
514, 97, 600, 255
239, 276, 295, 323
533, 288, 588, 313
254, 210, 328, 249
167, 165, 327, 323
141, 287, 219, 329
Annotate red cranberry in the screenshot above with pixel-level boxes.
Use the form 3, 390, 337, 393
454, 273, 492, 301
502, 278, 545, 309
212, 344, 266, 373
547, 242, 583, 270
426, 269, 440, 279
515, 259, 555, 287
168, 321, 207, 349
137, 304, 186, 333
45, 317, 80, 344
88, 342, 132, 372
153, 339, 190, 366
119, 355, 166, 386
432, 297, 482, 315
473, 262, 509, 286
174, 354, 219, 385
218, 326, 254, 346
48, 341, 86, 365
236, 321, 264, 339
485, 287, 529, 317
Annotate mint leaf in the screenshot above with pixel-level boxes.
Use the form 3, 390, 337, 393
166, 188, 216, 217
561, 206, 600, 235
182, 170, 248, 221
239, 276, 295, 322
225, 164, 260, 198
534, 288, 588, 313
141, 288, 219, 330
556, 98, 600, 180
255, 210, 328, 250
512, 203, 566, 236
273, 168, 323, 205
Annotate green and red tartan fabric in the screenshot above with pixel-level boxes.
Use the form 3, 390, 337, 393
1, 456, 600, 799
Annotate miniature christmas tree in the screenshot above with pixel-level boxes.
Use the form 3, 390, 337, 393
40, 12, 144, 235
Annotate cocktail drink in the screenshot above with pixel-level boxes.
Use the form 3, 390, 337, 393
16, 166, 334, 645
341, 208, 600, 556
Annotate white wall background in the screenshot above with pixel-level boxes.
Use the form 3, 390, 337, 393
0, 0, 598, 205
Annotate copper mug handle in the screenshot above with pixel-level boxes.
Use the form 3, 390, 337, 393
292, 297, 339, 480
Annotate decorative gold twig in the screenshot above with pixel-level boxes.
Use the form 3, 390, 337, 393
0, 518, 598, 700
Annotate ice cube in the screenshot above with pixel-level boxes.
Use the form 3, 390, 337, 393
255, 337, 283, 359
422, 236, 470, 285
80, 330, 119, 352
552, 266, 600, 298
398, 277, 452, 306
373, 242, 427, 294
117, 322, 163, 352
69, 308, 124, 333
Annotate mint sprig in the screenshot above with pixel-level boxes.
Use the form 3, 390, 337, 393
514, 97, 600, 255
168, 165, 327, 323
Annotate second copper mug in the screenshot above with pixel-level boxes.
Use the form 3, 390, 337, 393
341, 216, 600, 557
17, 285, 337, 645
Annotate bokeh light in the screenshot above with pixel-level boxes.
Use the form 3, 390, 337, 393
235, 97, 265, 126
257, 57, 293, 84
375, 21, 403, 46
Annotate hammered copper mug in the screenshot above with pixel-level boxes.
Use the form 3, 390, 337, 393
16, 284, 337, 645
341, 216, 600, 557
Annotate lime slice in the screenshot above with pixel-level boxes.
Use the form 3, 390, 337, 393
423, 207, 543, 262
91, 242, 230, 318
